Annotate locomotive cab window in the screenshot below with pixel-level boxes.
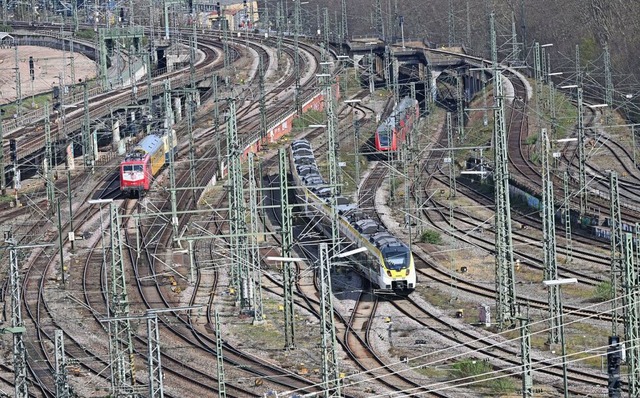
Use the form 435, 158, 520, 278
123, 165, 144, 172
378, 130, 392, 146
383, 248, 410, 270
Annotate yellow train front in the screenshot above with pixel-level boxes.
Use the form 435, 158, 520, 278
340, 214, 416, 295
289, 139, 416, 296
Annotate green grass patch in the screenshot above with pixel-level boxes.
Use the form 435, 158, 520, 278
420, 229, 442, 244
525, 134, 538, 145
0, 195, 14, 204
76, 29, 97, 41
450, 359, 517, 393
592, 280, 613, 302
293, 109, 326, 129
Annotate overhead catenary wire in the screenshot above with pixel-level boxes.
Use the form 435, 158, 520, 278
280, 294, 633, 396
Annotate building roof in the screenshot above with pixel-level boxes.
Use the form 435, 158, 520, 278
0, 32, 14, 41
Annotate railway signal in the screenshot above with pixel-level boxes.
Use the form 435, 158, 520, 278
28, 57, 34, 81
9, 138, 17, 162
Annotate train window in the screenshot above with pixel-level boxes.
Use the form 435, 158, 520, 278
123, 165, 143, 172
385, 252, 409, 270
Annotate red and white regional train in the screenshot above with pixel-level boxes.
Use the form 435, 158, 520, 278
374, 96, 420, 151
119, 132, 177, 196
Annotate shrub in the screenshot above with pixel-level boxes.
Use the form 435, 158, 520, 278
594, 281, 613, 302
420, 230, 442, 244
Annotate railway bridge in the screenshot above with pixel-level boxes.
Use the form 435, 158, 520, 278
347, 38, 486, 106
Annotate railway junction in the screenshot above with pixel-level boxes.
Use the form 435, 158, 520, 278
0, 1, 638, 398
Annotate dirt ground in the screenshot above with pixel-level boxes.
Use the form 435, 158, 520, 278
0, 45, 96, 105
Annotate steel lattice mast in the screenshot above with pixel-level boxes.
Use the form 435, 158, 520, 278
248, 153, 264, 324
541, 129, 560, 343
6, 232, 28, 398
44, 102, 55, 207
147, 314, 163, 398
321, 69, 341, 255
340, 0, 348, 45
519, 316, 532, 397
609, 171, 623, 337
623, 233, 640, 395
577, 87, 587, 215
490, 13, 517, 328
54, 329, 70, 398
215, 311, 227, 398
278, 148, 296, 348
604, 42, 613, 108
82, 83, 95, 173
294, 0, 301, 115
0, 116, 4, 195
108, 203, 135, 396
318, 243, 341, 397
563, 172, 573, 263
374, 0, 384, 41
226, 99, 251, 309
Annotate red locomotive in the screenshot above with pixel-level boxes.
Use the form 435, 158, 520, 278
119, 132, 176, 196
374, 97, 420, 151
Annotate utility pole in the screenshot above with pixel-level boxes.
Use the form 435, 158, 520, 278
82, 83, 94, 173
44, 102, 56, 208
318, 243, 341, 398
212, 75, 222, 174
248, 153, 264, 324
0, 117, 5, 196
54, 330, 70, 398
533, 42, 542, 128
456, 73, 465, 141
323, 8, 330, 61
323, 72, 340, 254
278, 148, 295, 348
448, 0, 455, 46
340, 0, 348, 46
491, 13, 517, 328
144, 306, 199, 397
519, 316, 533, 398
575, 44, 582, 88
563, 172, 573, 263
165, 87, 178, 240
5, 231, 29, 398
221, 5, 231, 85
374, 0, 384, 41
108, 203, 136, 396
147, 314, 163, 398
215, 311, 227, 398
510, 13, 519, 63
577, 87, 586, 215
226, 99, 251, 309
259, 55, 267, 145
294, 0, 301, 115
14, 45, 23, 120
466, 0, 472, 49
604, 42, 613, 108
186, 93, 196, 202
69, 38, 76, 87
541, 129, 560, 343
446, 112, 456, 198
623, 233, 640, 396
609, 171, 622, 337
276, 1, 283, 65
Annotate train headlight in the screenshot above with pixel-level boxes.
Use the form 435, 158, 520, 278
386, 270, 392, 277
405, 268, 410, 276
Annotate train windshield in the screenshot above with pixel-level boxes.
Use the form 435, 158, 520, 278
378, 129, 391, 147
123, 165, 144, 172
383, 248, 410, 270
